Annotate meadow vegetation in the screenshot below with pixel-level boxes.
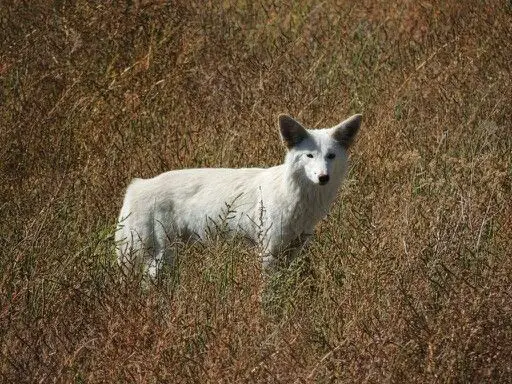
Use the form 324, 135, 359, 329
1, 0, 511, 382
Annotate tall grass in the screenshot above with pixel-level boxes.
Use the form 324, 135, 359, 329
1, 0, 511, 382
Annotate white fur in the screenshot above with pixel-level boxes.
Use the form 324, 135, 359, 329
115, 114, 362, 277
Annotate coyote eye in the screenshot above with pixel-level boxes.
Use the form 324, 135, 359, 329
306, 153, 314, 158
327, 153, 335, 159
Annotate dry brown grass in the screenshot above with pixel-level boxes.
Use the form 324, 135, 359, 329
1, 0, 511, 382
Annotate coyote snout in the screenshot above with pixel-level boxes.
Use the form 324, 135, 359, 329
116, 113, 362, 278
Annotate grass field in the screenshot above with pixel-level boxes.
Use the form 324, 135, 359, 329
1, 1, 511, 382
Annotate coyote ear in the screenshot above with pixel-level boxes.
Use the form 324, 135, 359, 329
278, 114, 309, 149
332, 114, 362, 148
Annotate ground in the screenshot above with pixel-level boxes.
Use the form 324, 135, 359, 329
1, 1, 511, 382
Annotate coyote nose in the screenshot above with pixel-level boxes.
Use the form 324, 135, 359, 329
318, 174, 330, 185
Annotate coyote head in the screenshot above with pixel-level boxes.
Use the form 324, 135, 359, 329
279, 114, 362, 186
